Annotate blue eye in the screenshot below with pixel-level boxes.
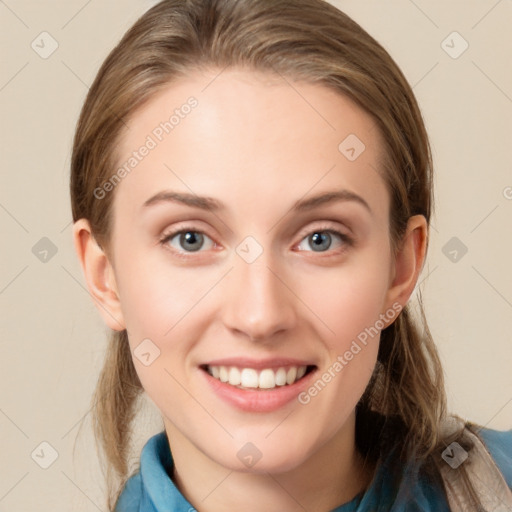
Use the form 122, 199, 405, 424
160, 226, 352, 257
161, 229, 215, 253
297, 230, 351, 252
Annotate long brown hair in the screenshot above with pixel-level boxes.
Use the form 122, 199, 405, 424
70, 0, 484, 509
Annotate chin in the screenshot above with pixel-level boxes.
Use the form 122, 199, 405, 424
210, 438, 314, 475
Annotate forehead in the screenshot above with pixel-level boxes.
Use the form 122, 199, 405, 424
111, 68, 389, 223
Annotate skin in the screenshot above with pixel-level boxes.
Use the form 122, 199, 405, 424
74, 68, 427, 512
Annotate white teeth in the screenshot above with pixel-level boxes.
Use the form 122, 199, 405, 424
286, 366, 297, 385
207, 365, 309, 389
240, 368, 259, 388
228, 367, 241, 386
258, 369, 276, 389
275, 367, 287, 386
219, 366, 229, 383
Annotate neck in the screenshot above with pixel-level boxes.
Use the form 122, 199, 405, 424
165, 413, 375, 512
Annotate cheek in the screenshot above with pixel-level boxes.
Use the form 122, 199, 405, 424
118, 270, 201, 414
298, 256, 391, 347
114, 247, 209, 336
110, 257, 194, 394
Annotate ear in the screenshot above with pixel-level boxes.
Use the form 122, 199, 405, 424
383, 214, 428, 315
72, 219, 126, 331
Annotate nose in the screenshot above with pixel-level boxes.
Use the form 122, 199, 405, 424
221, 250, 297, 342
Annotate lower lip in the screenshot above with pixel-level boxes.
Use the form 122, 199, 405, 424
201, 368, 317, 413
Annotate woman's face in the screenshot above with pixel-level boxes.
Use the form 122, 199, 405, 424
104, 69, 403, 472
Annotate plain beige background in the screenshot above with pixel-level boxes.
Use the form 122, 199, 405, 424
1, 0, 511, 510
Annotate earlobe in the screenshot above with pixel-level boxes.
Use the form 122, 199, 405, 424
384, 214, 428, 316
72, 219, 126, 331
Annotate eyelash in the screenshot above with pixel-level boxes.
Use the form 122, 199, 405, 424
159, 223, 354, 259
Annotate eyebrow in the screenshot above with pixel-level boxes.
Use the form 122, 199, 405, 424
142, 189, 372, 215
143, 191, 222, 211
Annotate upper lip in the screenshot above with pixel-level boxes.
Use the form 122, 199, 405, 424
201, 357, 316, 370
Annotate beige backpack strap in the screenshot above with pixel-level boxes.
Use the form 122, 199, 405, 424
439, 416, 512, 512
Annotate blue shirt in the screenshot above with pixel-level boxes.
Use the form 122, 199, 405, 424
115, 427, 512, 511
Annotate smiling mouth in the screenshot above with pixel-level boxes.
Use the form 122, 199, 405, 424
200, 364, 317, 390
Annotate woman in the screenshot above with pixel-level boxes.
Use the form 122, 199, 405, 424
70, 0, 512, 510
